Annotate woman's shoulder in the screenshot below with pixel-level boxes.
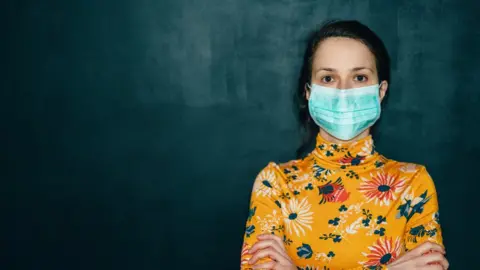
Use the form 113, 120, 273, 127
381, 157, 436, 188
254, 157, 311, 185
382, 158, 425, 173
265, 155, 313, 172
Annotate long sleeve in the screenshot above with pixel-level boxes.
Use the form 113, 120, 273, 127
240, 135, 444, 269
240, 162, 287, 270
398, 166, 443, 251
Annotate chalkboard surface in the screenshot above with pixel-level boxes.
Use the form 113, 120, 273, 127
5, 0, 480, 269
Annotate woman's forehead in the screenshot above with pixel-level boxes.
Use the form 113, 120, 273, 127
313, 37, 376, 71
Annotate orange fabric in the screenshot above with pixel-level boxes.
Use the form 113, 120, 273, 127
241, 134, 442, 270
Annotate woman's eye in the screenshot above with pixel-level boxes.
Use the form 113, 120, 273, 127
355, 75, 368, 82
322, 76, 334, 83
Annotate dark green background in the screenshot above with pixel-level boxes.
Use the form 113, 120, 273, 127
5, 0, 479, 269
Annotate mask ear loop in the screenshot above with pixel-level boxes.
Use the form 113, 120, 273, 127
304, 83, 312, 99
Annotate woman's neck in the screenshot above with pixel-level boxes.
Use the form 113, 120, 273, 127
319, 128, 371, 144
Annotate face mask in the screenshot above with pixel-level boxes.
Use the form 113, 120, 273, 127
307, 84, 381, 141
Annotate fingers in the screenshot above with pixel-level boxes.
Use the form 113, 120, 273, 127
417, 253, 449, 269
248, 247, 289, 265
257, 234, 285, 250
252, 261, 276, 269
421, 265, 444, 270
395, 242, 445, 264
411, 242, 446, 257
250, 234, 286, 255
249, 239, 286, 257
439, 258, 450, 270
412, 252, 449, 270
435, 256, 449, 270
416, 252, 443, 265
389, 242, 447, 268
249, 234, 294, 269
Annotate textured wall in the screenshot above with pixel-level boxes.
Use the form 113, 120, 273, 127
5, 0, 479, 269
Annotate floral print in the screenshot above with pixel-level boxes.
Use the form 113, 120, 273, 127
359, 172, 407, 206
253, 168, 280, 197
361, 237, 401, 268
281, 198, 313, 236
241, 134, 442, 269
255, 209, 282, 234
317, 178, 350, 204
240, 243, 250, 266
399, 163, 417, 173
339, 153, 366, 166
396, 186, 432, 222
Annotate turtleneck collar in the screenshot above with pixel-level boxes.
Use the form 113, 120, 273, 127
311, 133, 381, 169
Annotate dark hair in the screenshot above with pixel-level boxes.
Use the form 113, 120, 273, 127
295, 20, 391, 158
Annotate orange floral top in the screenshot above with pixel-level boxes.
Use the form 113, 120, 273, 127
240, 134, 443, 270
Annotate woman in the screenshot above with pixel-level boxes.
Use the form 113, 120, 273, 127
240, 20, 449, 270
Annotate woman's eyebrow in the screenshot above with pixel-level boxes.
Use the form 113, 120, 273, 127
315, 67, 337, 72
315, 67, 374, 72
351, 67, 374, 72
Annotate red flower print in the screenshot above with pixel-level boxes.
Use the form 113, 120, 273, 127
339, 155, 365, 165
317, 178, 350, 204
361, 237, 401, 267
358, 172, 407, 206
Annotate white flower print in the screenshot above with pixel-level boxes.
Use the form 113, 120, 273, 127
345, 217, 363, 234
253, 169, 280, 198
396, 185, 433, 222
256, 209, 282, 234
399, 163, 418, 173
314, 252, 334, 263
281, 198, 313, 237
400, 186, 423, 206
358, 138, 374, 156
287, 173, 311, 190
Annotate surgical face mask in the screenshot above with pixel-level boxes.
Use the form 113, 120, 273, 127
307, 84, 381, 141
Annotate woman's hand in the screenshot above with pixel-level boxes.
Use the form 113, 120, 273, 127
387, 242, 449, 269
248, 234, 296, 270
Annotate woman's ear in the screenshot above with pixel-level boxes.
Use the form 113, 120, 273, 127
379, 80, 388, 102
305, 84, 311, 100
